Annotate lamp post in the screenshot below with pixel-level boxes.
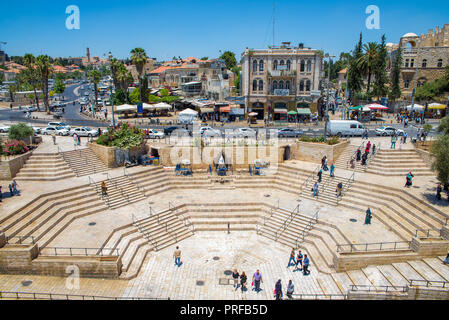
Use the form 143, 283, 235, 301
323, 54, 336, 141
108, 52, 115, 128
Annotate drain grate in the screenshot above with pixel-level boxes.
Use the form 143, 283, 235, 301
88, 222, 97, 226
224, 270, 233, 276
264, 194, 271, 197
213, 256, 220, 261
196, 280, 205, 286
350, 219, 357, 223
21, 280, 33, 287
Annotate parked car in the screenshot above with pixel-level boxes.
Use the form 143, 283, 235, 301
48, 122, 71, 130
202, 128, 222, 137
375, 126, 404, 136
277, 128, 304, 138
0, 124, 11, 133
27, 124, 41, 134
42, 126, 69, 136
23, 105, 38, 112
146, 129, 165, 139
70, 127, 99, 137
326, 120, 365, 136
235, 127, 257, 138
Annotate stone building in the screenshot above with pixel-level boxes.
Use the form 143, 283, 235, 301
389, 24, 449, 98
240, 42, 323, 120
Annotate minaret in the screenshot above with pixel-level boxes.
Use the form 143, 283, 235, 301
86, 47, 91, 64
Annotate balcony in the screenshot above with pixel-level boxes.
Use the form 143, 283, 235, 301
269, 70, 296, 77
269, 89, 297, 96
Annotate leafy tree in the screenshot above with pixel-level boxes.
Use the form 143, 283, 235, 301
219, 51, 237, 70
54, 79, 66, 95
200, 57, 209, 60
23, 53, 41, 110
8, 83, 16, 102
8, 123, 34, 141
130, 47, 148, 103
128, 88, 140, 104
415, 66, 449, 101
431, 135, 449, 184
159, 88, 169, 97
89, 70, 101, 111
437, 116, 449, 135
389, 47, 402, 102
113, 89, 127, 105
357, 42, 379, 93
0, 71, 4, 85
372, 34, 388, 98
36, 55, 53, 114
348, 33, 364, 99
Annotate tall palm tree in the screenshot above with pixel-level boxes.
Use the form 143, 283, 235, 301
36, 55, 53, 114
130, 48, 148, 103
357, 42, 380, 93
90, 70, 101, 113
110, 58, 121, 90
23, 53, 41, 111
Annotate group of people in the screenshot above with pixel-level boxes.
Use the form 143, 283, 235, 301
391, 132, 408, 150
312, 156, 335, 198
73, 133, 82, 147
0, 180, 19, 202
287, 248, 310, 275
349, 141, 375, 168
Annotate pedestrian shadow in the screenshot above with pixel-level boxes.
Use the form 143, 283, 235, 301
422, 193, 449, 207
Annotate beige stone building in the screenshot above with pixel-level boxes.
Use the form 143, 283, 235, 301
241, 42, 323, 120
388, 24, 449, 98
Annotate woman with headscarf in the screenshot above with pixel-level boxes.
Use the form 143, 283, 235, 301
274, 279, 282, 300
405, 172, 414, 188
286, 280, 294, 299
317, 169, 323, 183
356, 148, 361, 161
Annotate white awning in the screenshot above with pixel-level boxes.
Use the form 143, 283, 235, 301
179, 108, 198, 115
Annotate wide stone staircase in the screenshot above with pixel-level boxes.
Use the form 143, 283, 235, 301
334, 142, 375, 173
365, 149, 434, 176
0, 184, 108, 249
89, 175, 147, 210
61, 148, 108, 177
15, 153, 76, 181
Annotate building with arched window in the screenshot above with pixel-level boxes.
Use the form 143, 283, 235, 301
241, 43, 323, 120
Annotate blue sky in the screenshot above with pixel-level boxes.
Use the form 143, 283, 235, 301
1, 0, 448, 62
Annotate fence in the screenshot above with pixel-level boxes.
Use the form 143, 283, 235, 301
295, 209, 319, 248
6, 235, 36, 245
414, 229, 441, 238
336, 171, 355, 204
38, 247, 120, 256
0, 291, 167, 300
349, 284, 408, 293
336, 241, 411, 253
298, 165, 320, 195
290, 293, 347, 300
409, 279, 449, 288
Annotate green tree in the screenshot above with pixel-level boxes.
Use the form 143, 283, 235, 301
128, 88, 140, 104
89, 70, 101, 111
437, 116, 449, 135
372, 35, 388, 99
8, 83, 16, 102
357, 42, 380, 94
113, 89, 127, 105
0, 71, 4, 85
36, 55, 53, 114
23, 53, 41, 111
431, 135, 449, 184
219, 51, 237, 70
8, 123, 34, 141
159, 88, 169, 97
200, 57, 209, 60
348, 33, 364, 99
54, 79, 66, 95
389, 47, 402, 102
130, 47, 148, 103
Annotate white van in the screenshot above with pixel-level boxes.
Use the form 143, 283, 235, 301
326, 120, 365, 137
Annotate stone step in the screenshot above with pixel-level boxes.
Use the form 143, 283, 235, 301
422, 258, 449, 281
361, 266, 393, 287
331, 272, 355, 293
377, 264, 410, 287
407, 260, 447, 282
346, 270, 372, 286
392, 262, 425, 281
316, 274, 343, 295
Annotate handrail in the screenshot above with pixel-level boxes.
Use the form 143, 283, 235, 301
38, 247, 119, 256
295, 209, 319, 248
365, 141, 381, 168
409, 279, 449, 288
6, 235, 36, 245
274, 204, 300, 241
299, 165, 320, 195
346, 141, 365, 168
290, 293, 347, 300
89, 175, 110, 208
414, 229, 441, 238
349, 284, 408, 293
316, 173, 333, 200
337, 170, 355, 204
0, 291, 167, 300
336, 241, 411, 253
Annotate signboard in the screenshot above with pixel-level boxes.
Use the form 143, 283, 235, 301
311, 90, 321, 97
137, 102, 143, 114
273, 89, 290, 96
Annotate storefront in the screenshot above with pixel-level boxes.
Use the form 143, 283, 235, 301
251, 102, 265, 120
229, 108, 245, 122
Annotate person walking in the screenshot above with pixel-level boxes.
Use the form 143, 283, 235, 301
366, 140, 371, 151
0, 185, 2, 202
356, 148, 361, 162
317, 169, 322, 183
323, 157, 329, 171
399, 135, 403, 150
287, 248, 296, 267
8, 184, 13, 197
303, 255, 310, 275
321, 156, 326, 169
391, 135, 397, 149
365, 208, 372, 225
372, 144, 376, 155
232, 269, 240, 289
294, 250, 303, 271
274, 279, 283, 300
443, 252, 449, 265
173, 246, 182, 267
312, 182, 319, 198
73, 133, 78, 148
286, 280, 295, 299
12, 180, 18, 195
252, 270, 263, 293
240, 272, 247, 292
361, 152, 368, 166
330, 163, 335, 177
349, 157, 355, 169
405, 172, 414, 188
52, 134, 56, 145
101, 181, 108, 196
437, 183, 443, 201
336, 182, 343, 198
403, 131, 408, 143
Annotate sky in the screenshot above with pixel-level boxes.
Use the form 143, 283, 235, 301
1, 0, 449, 62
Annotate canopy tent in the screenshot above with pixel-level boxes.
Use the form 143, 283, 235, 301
297, 108, 312, 115
428, 103, 446, 110
219, 106, 231, 113
115, 103, 171, 114
115, 104, 137, 113
349, 105, 364, 110
406, 104, 424, 111
366, 103, 388, 110
179, 108, 198, 116
200, 107, 214, 113
248, 112, 258, 117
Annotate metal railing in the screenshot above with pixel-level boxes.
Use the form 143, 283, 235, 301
0, 291, 167, 300
38, 247, 119, 256
414, 229, 441, 238
274, 204, 300, 241
299, 165, 320, 195
170, 202, 195, 233
290, 293, 347, 300
409, 279, 449, 288
346, 141, 365, 168
349, 284, 408, 293
6, 235, 36, 245
89, 175, 110, 207
336, 170, 355, 204
336, 241, 412, 253
295, 209, 319, 248
365, 142, 381, 168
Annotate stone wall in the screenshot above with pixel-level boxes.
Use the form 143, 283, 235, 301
295, 139, 349, 164
88, 142, 116, 168
441, 226, 449, 240
347, 291, 409, 300
334, 250, 418, 272
0, 150, 33, 180
410, 237, 449, 256
408, 286, 449, 300
415, 147, 435, 169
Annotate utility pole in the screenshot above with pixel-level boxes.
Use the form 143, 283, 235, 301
323, 54, 335, 141
410, 47, 420, 115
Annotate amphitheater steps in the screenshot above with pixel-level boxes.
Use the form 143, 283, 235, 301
422, 258, 449, 281
334, 144, 369, 173
392, 262, 425, 281
361, 266, 394, 287
15, 153, 76, 181
346, 270, 373, 287
377, 264, 410, 287
331, 272, 356, 293
62, 148, 109, 177
316, 273, 344, 295
407, 260, 447, 282
120, 244, 153, 279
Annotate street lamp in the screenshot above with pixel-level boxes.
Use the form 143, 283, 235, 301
108, 52, 115, 128
323, 53, 336, 141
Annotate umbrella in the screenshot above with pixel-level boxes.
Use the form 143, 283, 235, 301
349, 105, 363, 110
428, 103, 446, 110
248, 112, 258, 117
366, 103, 388, 110
406, 104, 424, 111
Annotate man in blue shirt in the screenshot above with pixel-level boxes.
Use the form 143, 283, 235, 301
303, 255, 310, 275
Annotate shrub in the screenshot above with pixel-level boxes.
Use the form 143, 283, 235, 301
96, 123, 144, 149
3, 140, 29, 156
299, 135, 339, 145
8, 123, 34, 141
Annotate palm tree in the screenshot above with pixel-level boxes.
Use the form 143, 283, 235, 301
130, 48, 148, 103
90, 70, 101, 113
23, 53, 41, 111
36, 55, 53, 114
110, 58, 121, 90
357, 42, 380, 93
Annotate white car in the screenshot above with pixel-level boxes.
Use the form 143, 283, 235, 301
200, 127, 221, 137
375, 126, 404, 136
235, 127, 257, 138
0, 124, 10, 133
42, 126, 69, 136
23, 106, 38, 112
26, 124, 41, 134
70, 127, 99, 137
48, 122, 71, 130
146, 129, 165, 139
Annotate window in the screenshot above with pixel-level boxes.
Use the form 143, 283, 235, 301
299, 79, 304, 92
258, 80, 263, 91
259, 60, 264, 72
280, 60, 285, 67
422, 59, 427, 68
437, 59, 443, 68
253, 60, 258, 72
405, 59, 409, 68
300, 60, 305, 72
273, 60, 278, 70
410, 59, 414, 68
252, 79, 257, 91
286, 80, 290, 90
306, 60, 312, 72
286, 60, 291, 70
279, 80, 284, 89
404, 79, 410, 88
273, 80, 278, 90
350, 124, 357, 129
306, 80, 311, 91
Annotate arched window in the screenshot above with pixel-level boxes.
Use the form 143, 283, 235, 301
259, 80, 264, 91
259, 60, 264, 72
273, 60, 278, 70
299, 79, 304, 92
253, 60, 258, 72
422, 59, 427, 68
252, 79, 258, 91
405, 59, 409, 68
280, 60, 285, 67
286, 80, 291, 90
410, 59, 414, 68
306, 60, 312, 72
279, 80, 284, 89
272, 80, 278, 91
286, 60, 291, 70
437, 59, 443, 68
306, 80, 311, 91
300, 60, 305, 72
